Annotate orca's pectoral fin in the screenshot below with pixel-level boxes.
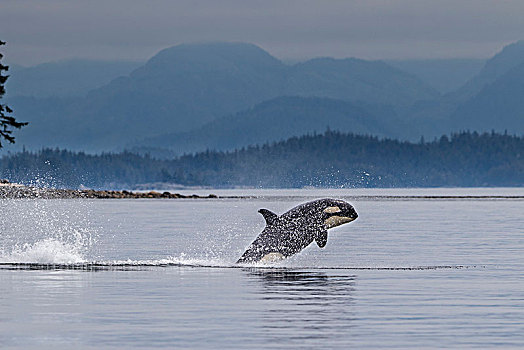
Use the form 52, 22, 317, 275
315, 230, 328, 248
258, 209, 278, 226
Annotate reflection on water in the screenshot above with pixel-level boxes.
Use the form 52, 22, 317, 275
246, 269, 356, 346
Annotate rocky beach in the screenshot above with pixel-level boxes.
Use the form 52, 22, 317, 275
0, 179, 218, 199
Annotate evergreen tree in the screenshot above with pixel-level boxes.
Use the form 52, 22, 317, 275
0, 40, 28, 148
1, 131, 522, 189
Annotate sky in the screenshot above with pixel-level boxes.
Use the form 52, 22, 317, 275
2, 0, 524, 66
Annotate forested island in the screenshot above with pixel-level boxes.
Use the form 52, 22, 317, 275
1, 131, 522, 189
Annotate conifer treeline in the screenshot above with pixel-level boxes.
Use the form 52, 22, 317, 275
1, 131, 522, 189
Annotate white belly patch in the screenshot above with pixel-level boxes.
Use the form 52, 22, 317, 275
259, 252, 285, 263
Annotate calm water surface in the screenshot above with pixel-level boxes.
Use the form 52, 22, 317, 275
1, 188, 523, 349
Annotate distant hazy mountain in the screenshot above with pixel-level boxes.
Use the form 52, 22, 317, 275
403, 40, 524, 138
450, 40, 524, 101
84, 42, 288, 134
8, 42, 437, 151
132, 96, 402, 154
83, 42, 436, 135
9, 43, 287, 150
6, 59, 142, 98
450, 61, 524, 132
5, 96, 85, 150
284, 57, 439, 107
387, 59, 485, 93
8, 40, 524, 154
445, 41, 524, 134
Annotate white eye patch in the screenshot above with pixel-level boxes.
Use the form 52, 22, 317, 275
323, 206, 341, 214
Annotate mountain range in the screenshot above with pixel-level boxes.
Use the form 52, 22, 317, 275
4, 41, 524, 154
134, 96, 401, 155
386, 58, 485, 94
7, 59, 142, 98
405, 40, 524, 138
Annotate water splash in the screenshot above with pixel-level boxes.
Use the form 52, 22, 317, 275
0, 239, 86, 264
0, 197, 98, 264
102, 254, 231, 267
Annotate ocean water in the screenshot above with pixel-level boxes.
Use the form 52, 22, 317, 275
1, 188, 523, 349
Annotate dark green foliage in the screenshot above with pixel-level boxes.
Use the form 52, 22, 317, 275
0, 148, 162, 189
1, 131, 522, 188
0, 40, 28, 148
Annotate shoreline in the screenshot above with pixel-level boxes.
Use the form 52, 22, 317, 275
0, 181, 218, 199
2, 180, 523, 200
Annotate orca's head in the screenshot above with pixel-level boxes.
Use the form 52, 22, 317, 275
318, 199, 358, 229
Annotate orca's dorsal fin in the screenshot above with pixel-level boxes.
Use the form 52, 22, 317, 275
315, 230, 328, 248
258, 209, 278, 226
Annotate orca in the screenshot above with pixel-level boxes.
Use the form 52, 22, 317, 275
236, 198, 358, 264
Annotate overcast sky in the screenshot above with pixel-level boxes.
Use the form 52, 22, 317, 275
2, 0, 524, 66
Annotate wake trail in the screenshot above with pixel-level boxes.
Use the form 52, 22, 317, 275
0, 260, 476, 271
0, 239, 479, 271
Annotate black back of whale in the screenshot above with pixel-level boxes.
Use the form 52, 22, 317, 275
236, 198, 357, 263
